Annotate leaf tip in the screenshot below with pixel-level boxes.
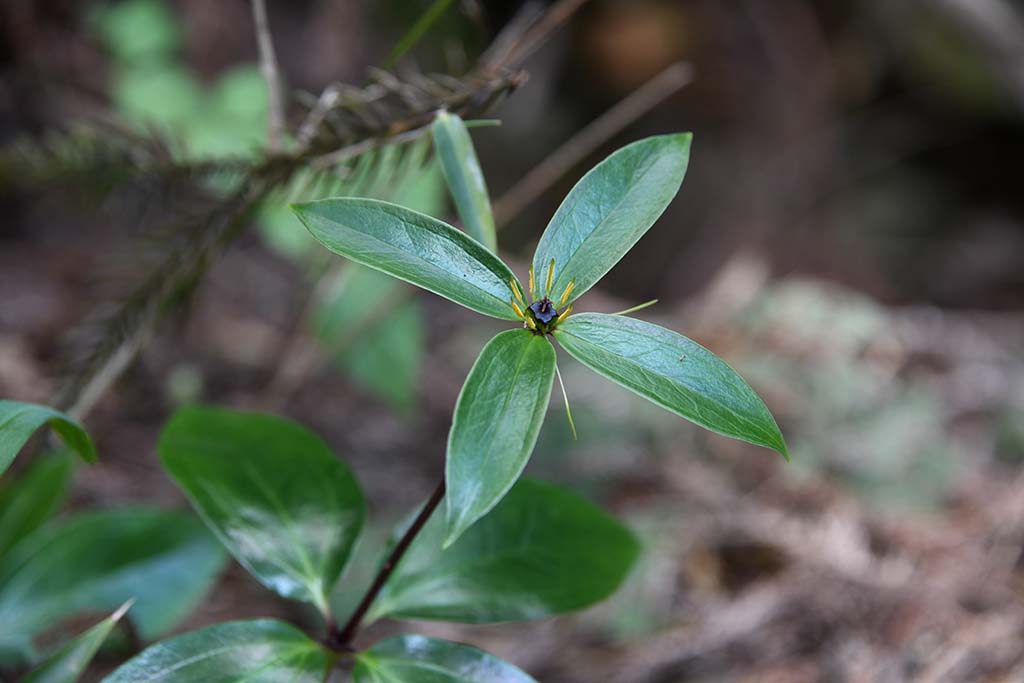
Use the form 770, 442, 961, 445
777, 439, 791, 463
112, 598, 136, 622
441, 528, 461, 550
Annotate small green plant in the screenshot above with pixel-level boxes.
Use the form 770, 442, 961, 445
0, 115, 785, 682
293, 118, 787, 546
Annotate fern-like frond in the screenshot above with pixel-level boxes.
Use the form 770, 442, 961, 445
0, 123, 250, 203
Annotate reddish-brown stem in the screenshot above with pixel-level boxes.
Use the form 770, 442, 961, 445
327, 478, 446, 650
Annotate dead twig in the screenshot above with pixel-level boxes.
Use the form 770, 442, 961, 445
251, 0, 286, 153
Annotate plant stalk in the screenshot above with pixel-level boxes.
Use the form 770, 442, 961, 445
328, 478, 446, 649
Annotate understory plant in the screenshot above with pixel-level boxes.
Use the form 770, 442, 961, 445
0, 113, 785, 683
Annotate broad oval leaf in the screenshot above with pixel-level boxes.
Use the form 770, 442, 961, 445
0, 451, 73, 558
158, 406, 365, 615
556, 313, 788, 457
531, 134, 691, 305
432, 111, 497, 252
0, 508, 226, 658
22, 602, 131, 683
0, 400, 97, 476
101, 619, 328, 683
445, 330, 555, 547
354, 635, 537, 683
292, 198, 519, 320
369, 478, 640, 623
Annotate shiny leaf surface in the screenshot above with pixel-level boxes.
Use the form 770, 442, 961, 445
158, 406, 365, 614
292, 198, 519, 320
532, 134, 691, 304
369, 478, 640, 623
100, 620, 328, 683
431, 111, 497, 252
354, 635, 536, 683
0, 400, 96, 476
445, 330, 556, 546
556, 313, 787, 457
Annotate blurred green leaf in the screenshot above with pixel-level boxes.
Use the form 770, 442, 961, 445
0, 508, 225, 658
392, 159, 446, 217
100, 620, 328, 683
0, 451, 73, 558
92, 0, 180, 64
314, 266, 424, 415
257, 200, 319, 261
207, 66, 269, 124
445, 330, 556, 546
369, 478, 640, 623
22, 602, 131, 683
188, 66, 269, 159
556, 313, 787, 458
158, 406, 365, 616
532, 134, 691, 305
292, 198, 520, 320
0, 400, 97, 476
112, 65, 204, 131
354, 635, 536, 683
432, 111, 497, 252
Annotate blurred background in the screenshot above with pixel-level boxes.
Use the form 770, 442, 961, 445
2, 0, 1024, 681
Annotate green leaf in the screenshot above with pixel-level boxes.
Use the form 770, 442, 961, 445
100, 619, 328, 683
112, 64, 205, 131
291, 198, 520, 320
0, 451, 74, 558
431, 111, 497, 252
158, 406, 365, 615
354, 635, 537, 683
555, 313, 788, 457
22, 601, 132, 683
445, 330, 556, 547
369, 478, 640, 623
313, 266, 424, 415
0, 508, 225, 658
532, 134, 691, 305
0, 400, 97, 477
90, 0, 181, 64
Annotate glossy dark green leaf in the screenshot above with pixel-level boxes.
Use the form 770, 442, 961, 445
0, 400, 97, 476
556, 313, 788, 457
100, 619, 328, 683
158, 406, 365, 615
445, 330, 556, 547
292, 198, 519, 320
0, 508, 225, 657
22, 601, 131, 683
369, 478, 640, 623
0, 451, 73, 558
532, 134, 691, 305
431, 111, 497, 252
354, 635, 536, 683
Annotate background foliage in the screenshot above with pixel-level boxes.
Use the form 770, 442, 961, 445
3, 0, 1024, 681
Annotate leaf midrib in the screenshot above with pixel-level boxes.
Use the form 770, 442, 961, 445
323, 211, 511, 313
560, 326, 774, 442
544, 150, 661, 292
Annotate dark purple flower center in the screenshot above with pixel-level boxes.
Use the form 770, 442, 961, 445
528, 298, 558, 324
